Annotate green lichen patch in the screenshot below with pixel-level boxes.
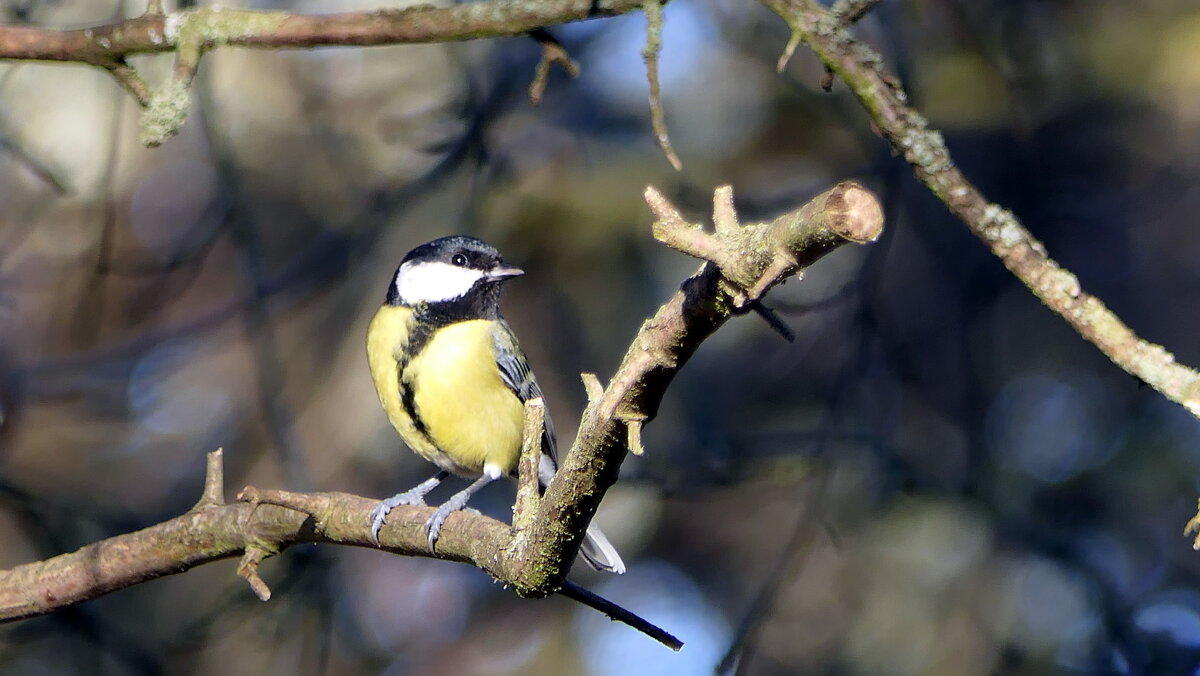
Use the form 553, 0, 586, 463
139, 78, 190, 147
166, 7, 288, 46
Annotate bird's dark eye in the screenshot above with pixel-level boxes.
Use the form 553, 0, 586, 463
451, 253, 467, 267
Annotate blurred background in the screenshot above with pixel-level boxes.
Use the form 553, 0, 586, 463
2, 0, 1200, 673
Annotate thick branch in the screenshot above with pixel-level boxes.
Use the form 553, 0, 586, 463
0, 452, 307, 623
760, 0, 1200, 418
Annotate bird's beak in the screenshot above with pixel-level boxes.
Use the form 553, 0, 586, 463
486, 265, 524, 281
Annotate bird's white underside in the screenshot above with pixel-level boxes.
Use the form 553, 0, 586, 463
395, 260, 485, 304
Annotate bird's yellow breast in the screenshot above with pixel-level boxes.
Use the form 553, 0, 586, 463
366, 305, 524, 477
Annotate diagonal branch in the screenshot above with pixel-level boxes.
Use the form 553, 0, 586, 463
512, 181, 882, 592
759, 0, 1200, 419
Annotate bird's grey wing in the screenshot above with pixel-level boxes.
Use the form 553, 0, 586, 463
494, 322, 625, 574
493, 321, 560, 481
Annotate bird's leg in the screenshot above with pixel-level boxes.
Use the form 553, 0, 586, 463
370, 470, 450, 545
425, 468, 500, 553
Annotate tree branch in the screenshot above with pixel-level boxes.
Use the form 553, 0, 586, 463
0, 2, 649, 61
510, 180, 881, 593
0, 183, 882, 646
0, 1, 650, 144
759, 0, 1200, 419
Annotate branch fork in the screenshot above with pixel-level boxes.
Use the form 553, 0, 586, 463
648, 181, 882, 309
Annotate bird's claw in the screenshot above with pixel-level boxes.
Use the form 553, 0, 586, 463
369, 504, 391, 546
425, 510, 447, 553
369, 490, 429, 546
422, 504, 480, 553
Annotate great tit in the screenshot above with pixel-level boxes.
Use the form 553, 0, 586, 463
366, 236, 625, 574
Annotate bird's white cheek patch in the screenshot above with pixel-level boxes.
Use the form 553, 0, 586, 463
396, 261, 485, 304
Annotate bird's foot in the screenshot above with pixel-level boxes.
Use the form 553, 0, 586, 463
369, 489, 430, 545
423, 496, 479, 553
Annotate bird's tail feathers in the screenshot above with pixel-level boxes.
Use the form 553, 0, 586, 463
581, 523, 626, 574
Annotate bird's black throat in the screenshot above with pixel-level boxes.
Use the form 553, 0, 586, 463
398, 280, 503, 362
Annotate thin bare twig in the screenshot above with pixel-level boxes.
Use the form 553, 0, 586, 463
776, 30, 801, 73
528, 28, 579, 105
237, 546, 273, 601
560, 580, 682, 650
641, 0, 681, 170
102, 59, 150, 106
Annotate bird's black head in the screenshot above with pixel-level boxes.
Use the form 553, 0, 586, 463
386, 236, 523, 316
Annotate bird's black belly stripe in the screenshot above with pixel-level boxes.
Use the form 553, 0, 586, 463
394, 304, 458, 449
398, 374, 433, 445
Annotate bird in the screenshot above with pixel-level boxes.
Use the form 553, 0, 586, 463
365, 235, 625, 574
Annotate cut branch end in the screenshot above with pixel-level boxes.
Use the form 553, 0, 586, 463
513, 397, 546, 529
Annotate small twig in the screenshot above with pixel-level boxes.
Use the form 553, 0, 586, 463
513, 398, 546, 530
559, 580, 683, 650
139, 9, 289, 146
744, 255, 798, 304
1185, 499, 1200, 549
712, 185, 739, 235
191, 448, 226, 511
581, 372, 605, 404
749, 301, 795, 342
776, 30, 801, 73
528, 28, 579, 105
145, 0, 164, 16
139, 18, 205, 147
624, 417, 646, 455
647, 186, 726, 265
819, 67, 835, 92
102, 59, 150, 106
641, 0, 681, 171
237, 546, 272, 601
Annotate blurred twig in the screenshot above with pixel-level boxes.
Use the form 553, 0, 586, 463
527, 28, 578, 105
0, 106, 70, 194
641, 0, 681, 170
